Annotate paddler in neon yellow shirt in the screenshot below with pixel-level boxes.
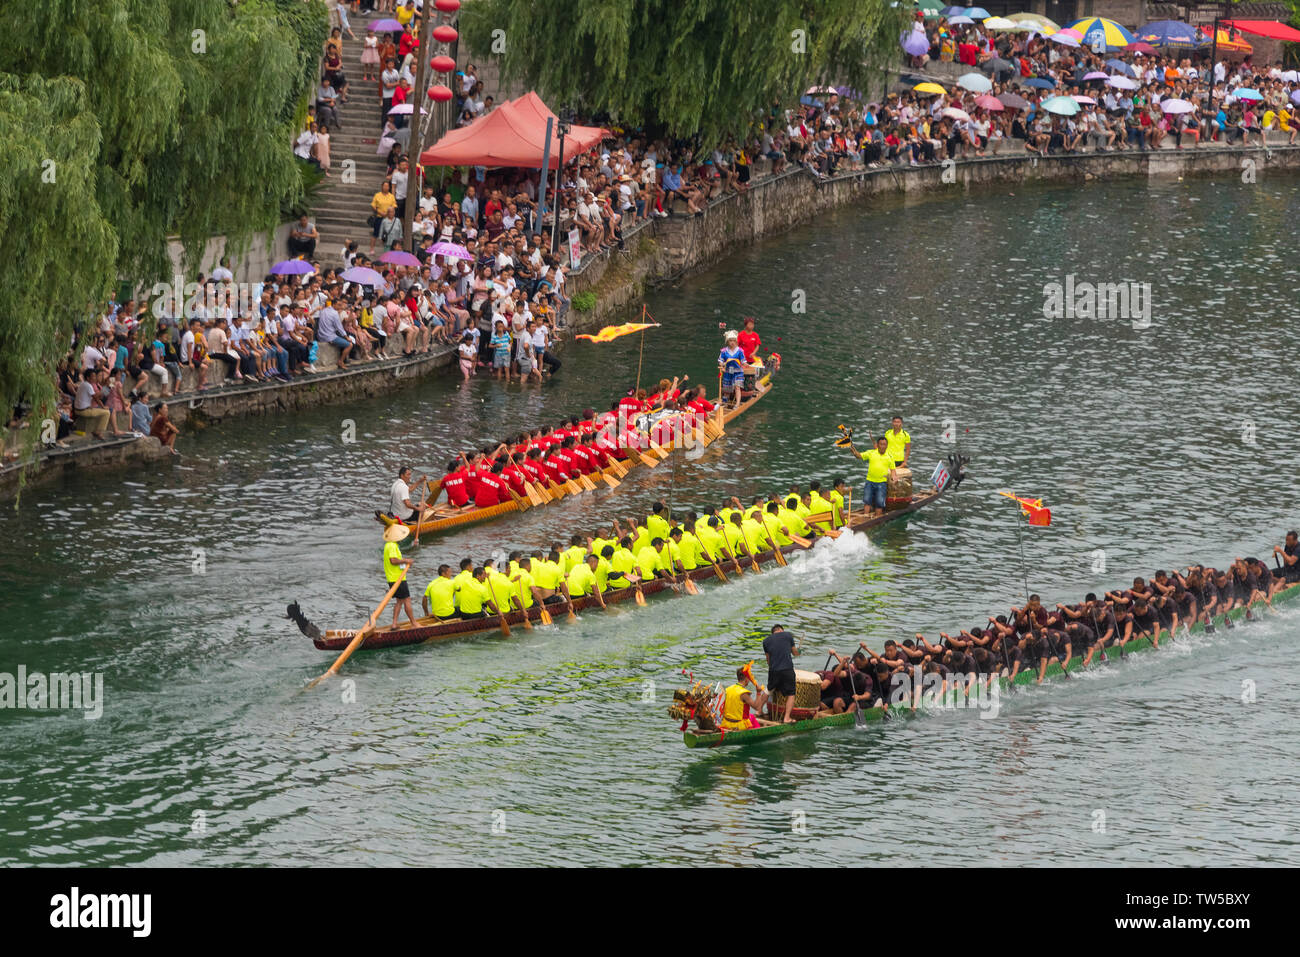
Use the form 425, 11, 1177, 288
778, 498, 814, 540
530, 550, 564, 602
738, 511, 772, 556
422, 563, 458, 620
455, 567, 496, 618
564, 553, 607, 608
806, 484, 835, 531
830, 478, 850, 527
508, 552, 540, 609
885, 416, 911, 468
485, 560, 518, 615
646, 501, 671, 542
588, 526, 615, 563
636, 537, 665, 581
671, 525, 703, 571
723, 513, 749, 561
451, 557, 475, 603
761, 501, 795, 547
607, 539, 637, 588
697, 516, 728, 564
559, 535, 587, 575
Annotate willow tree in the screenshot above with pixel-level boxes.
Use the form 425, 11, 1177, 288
0, 0, 326, 440
462, 0, 909, 145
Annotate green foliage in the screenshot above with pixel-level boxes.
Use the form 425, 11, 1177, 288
283, 160, 327, 221
571, 291, 597, 312
0, 0, 328, 436
462, 0, 908, 147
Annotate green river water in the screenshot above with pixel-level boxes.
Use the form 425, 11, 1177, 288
2, 174, 1298, 866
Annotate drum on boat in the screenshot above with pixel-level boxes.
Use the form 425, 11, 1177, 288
886, 466, 913, 510
769, 669, 822, 719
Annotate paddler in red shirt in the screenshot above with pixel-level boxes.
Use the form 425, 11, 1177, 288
737, 316, 761, 362
442, 459, 470, 508
474, 462, 507, 508
501, 457, 528, 497
542, 446, 570, 487
520, 448, 547, 487
570, 439, 596, 474
686, 385, 715, 414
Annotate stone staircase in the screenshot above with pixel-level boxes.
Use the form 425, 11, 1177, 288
311, 9, 397, 267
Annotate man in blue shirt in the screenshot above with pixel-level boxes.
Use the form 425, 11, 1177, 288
315, 301, 353, 370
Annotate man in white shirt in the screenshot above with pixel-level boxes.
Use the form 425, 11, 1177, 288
391, 158, 409, 218
388, 466, 423, 521
81, 341, 107, 371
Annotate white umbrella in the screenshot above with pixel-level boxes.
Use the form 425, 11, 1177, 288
1160, 98, 1194, 114
1106, 75, 1138, 90
387, 103, 428, 116
984, 16, 1017, 29
948, 15, 973, 24
942, 107, 972, 121
1049, 33, 1079, 47
957, 72, 993, 93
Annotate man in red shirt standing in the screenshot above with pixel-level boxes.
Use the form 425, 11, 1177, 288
737, 316, 761, 362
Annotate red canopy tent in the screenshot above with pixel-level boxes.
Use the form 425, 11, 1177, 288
419, 95, 606, 169
1222, 20, 1300, 43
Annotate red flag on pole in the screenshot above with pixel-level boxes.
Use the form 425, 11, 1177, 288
999, 491, 1052, 526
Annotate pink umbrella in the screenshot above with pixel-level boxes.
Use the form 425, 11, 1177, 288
975, 94, 1005, 111
1072, 95, 1098, 104
1083, 71, 1108, 80
1057, 27, 1084, 42
378, 250, 420, 267
428, 241, 473, 261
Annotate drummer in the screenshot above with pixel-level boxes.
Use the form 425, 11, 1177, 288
762, 623, 801, 724
884, 416, 911, 468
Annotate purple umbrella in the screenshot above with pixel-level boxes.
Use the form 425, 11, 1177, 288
271, 259, 315, 275
1291, 90, 1300, 106
902, 30, 930, 57
341, 266, 384, 286
371, 19, 404, 32
1083, 71, 1108, 80
428, 242, 473, 261
378, 250, 420, 267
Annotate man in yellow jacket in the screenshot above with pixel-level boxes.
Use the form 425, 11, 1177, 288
857, 435, 897, 518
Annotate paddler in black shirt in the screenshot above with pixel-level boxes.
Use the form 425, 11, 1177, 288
1129, 597, 1163, 647
1274, 531, 1300, 586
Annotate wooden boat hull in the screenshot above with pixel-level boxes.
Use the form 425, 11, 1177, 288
376, 373, 775, 538
682, 577, 1300, 747
312, 482, 954, 652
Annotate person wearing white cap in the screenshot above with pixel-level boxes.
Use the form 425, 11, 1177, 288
719, 330, 746, 409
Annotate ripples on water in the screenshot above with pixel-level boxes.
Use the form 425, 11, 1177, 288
1, 177, 1298, 866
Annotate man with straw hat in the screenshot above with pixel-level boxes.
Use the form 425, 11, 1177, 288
382, 523, 417, 629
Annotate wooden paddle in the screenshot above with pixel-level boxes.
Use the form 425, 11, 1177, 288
705, 550, 729, 583
648, 437, 670, 460
307, 569, 407, 688
633, 446, 660, 468
631, 573, 647, 605
579, 472, 598, 492
562, 583, 577, 620
545, 477, 566, 500
601, 471, 620, 489
737, 530, 762, 573
504, 484, 530, 512
508, 453, 545, 506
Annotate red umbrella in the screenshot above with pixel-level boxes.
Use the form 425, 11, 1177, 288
1129, 41, 1157, 55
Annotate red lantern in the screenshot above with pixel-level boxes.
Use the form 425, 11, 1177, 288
429, 85, 453, 103
433, 25, 458, 44
435, 0, 461, 11
430, 55, 455, 74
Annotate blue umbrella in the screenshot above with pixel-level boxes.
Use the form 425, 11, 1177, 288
1105, 58, 1136, 77
1136, 20, 1204, 48
1234, 88, 1264, 101
939, 5, 965, 14
1023, 77, 1056, 90
964, 7, 991, 19
1041, 95, 1081, 116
